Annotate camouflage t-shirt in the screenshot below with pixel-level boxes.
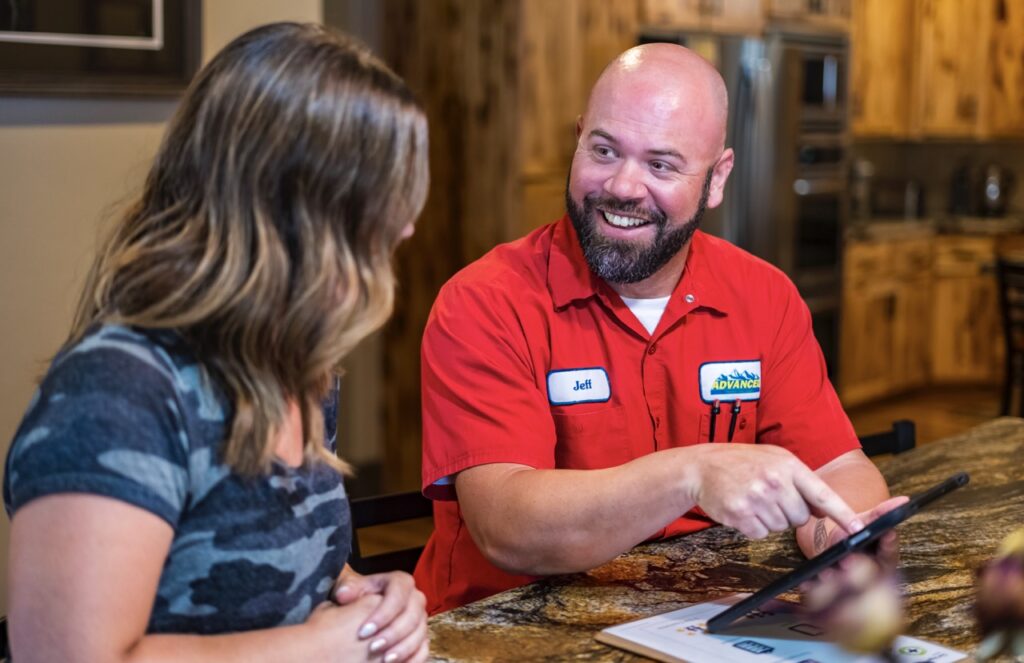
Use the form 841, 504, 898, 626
3, 325, 351, 634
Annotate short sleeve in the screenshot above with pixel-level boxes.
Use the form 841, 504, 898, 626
421, 281, 557, 500
4, 332, 190, 527
756, 280, 860, 469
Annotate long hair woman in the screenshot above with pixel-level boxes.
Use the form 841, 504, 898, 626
5, 22, 429, 662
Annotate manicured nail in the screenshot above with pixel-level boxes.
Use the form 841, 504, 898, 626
358, 622, 378, 639
369, 638, 387, 653
384, 653, 399, 663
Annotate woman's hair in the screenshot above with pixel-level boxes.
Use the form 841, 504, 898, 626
69, 22, 429, 475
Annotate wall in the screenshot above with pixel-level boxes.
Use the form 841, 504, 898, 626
0, 0, 321, 615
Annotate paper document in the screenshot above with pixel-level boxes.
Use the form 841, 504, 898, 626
596, 594, 966, 663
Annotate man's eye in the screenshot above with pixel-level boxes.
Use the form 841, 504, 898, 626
593, 145, 614, 158
651, 160, 671, 172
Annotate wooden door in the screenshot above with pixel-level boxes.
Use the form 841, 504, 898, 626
912, 0, 988, 137
979, 0, 1024, 138
841, 285, 900, 405
850, 0, 914, 137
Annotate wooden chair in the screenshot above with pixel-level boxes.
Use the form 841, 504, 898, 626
997, 257, 1024, 416
858, 419, 916, 457
348, 491, 433, 575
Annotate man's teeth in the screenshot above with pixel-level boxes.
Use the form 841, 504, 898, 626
603, 211, 648, 228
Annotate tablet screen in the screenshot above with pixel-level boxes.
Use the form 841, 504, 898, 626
705, 471, 970, 633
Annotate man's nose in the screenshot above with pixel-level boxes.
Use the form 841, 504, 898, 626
603, 161, 647, 201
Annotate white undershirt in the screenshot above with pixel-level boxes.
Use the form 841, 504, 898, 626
620, 295, 672, 335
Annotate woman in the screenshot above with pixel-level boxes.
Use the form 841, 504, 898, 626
4, 23, 429, 662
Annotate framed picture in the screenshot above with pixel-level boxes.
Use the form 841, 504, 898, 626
0, 0, 201, 96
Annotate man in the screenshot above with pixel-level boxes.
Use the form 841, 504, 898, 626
414, 43, 899, 614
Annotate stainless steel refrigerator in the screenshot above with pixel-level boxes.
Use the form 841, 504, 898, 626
640, 28, 850, 378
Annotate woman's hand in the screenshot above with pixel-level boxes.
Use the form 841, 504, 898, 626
334, 566, 429, 663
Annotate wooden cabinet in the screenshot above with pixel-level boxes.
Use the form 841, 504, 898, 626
851, 0, 1024, 139
912, 0, 987, 138
840, 238, 932, 406
930, 237, 1003, 382
768, 0, 851, 30
640, 0, 765, 34
979, 0, 1024, 138
850, 0, 914, 137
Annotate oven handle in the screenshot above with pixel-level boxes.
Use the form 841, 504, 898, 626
793, 178, 844, 196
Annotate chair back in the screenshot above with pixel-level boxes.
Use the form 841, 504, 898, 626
997, 257, 1024, 415
348, 490, 433, 575
858, 419, 916, 457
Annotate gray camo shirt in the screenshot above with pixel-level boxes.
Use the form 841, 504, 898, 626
4, 325, 351, 634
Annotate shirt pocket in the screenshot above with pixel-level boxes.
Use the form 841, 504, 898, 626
552, 404, 630, 469
698, 400, 759, 444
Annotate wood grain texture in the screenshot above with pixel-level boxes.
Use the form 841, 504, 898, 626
979, 0, 1024, 137
850, 0, 915, 137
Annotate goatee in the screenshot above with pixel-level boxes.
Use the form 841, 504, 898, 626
566, 168, 713, 284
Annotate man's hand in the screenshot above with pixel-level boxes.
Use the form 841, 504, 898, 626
333, 566, 428, 663
815, 495, 908, 568
687, 443, 865, 539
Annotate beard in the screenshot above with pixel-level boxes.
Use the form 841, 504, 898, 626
566, 168, 713, 285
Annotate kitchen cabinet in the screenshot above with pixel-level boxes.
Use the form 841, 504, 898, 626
640, 0, 765, 34
768, 0, 851, 31
930, 236, 1003, 382
979, 0, 1024, 138
849, 0, 914, 137
840, 238, 932, 406
851, 0, 1024, 139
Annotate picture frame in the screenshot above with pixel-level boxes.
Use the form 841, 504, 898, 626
0, 0, 201, 96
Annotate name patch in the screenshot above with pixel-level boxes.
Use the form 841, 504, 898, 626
699, 360, 761, 402
547, 367, 610, 405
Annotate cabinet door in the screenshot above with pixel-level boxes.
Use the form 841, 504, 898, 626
931, 274, 1003, 382
893, 278, 932, 390
913, 0, 988, 137
640, 0, 706, 29
979, 0, 1024, 137
706, 0, 766, 35
850, 0, 914, 137
840, 286, 899, 406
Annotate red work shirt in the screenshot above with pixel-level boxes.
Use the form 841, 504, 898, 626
414, 216, 859, 614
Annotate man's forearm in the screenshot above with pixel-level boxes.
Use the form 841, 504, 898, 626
455, 448, 700, 575
795, 450, 891, 557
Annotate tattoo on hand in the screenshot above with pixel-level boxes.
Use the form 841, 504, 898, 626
813, 519, 828, 554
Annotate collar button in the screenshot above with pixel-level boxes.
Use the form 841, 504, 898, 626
684, 293, 696, 304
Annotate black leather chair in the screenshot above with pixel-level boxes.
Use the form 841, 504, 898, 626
858, 419, 916, 457
997, 257, 1024, 416
348, 491, 433, 575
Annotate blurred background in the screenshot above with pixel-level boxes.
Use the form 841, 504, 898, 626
2, 0, 1022, 611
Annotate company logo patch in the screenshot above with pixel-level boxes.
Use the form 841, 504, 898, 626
547, 367, 610, 405
700, 360, 761, 402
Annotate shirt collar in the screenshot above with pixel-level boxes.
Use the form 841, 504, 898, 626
547, 215, 730, 315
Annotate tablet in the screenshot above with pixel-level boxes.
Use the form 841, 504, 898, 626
705, 471, 970, 634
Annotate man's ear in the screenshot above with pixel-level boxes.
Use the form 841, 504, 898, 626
575, 115, 584, 139
706, 148, 735, 209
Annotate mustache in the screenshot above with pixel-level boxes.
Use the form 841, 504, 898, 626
583, 194, 666, 225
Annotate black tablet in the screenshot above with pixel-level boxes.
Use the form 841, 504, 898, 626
705, 471, 970, 634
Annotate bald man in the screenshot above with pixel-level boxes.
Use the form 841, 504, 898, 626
414, 44, 897, 614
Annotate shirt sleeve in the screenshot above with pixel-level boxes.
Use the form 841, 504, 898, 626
4, 334, 190, 527
421, 280, 557, 500
756, 279, 861, 470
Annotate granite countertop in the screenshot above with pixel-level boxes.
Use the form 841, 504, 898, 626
427, 417, 1024, 662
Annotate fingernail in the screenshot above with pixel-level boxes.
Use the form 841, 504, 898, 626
369, 638, 387, 653
850, 519, 865, 532
384, 653, 399, 663
358, 622, 378, 639
335, 584, 350, 597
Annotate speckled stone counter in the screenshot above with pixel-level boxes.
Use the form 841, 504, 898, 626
427, 417, 1024, 662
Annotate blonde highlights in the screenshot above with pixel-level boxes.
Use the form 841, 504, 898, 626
70, 23, 428, 475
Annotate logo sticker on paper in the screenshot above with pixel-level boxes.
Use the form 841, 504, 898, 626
699, 360, 761, 403
547, 367, 610, 405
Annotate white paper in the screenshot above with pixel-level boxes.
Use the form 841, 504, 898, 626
598, 594, 967, 663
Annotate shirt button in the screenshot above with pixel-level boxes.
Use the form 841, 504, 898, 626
739, 419, 747, 430
684, 293, 695, 303
647, 344, 657, 355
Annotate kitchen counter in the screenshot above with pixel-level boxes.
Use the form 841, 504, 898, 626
427, 418, 1024, 661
